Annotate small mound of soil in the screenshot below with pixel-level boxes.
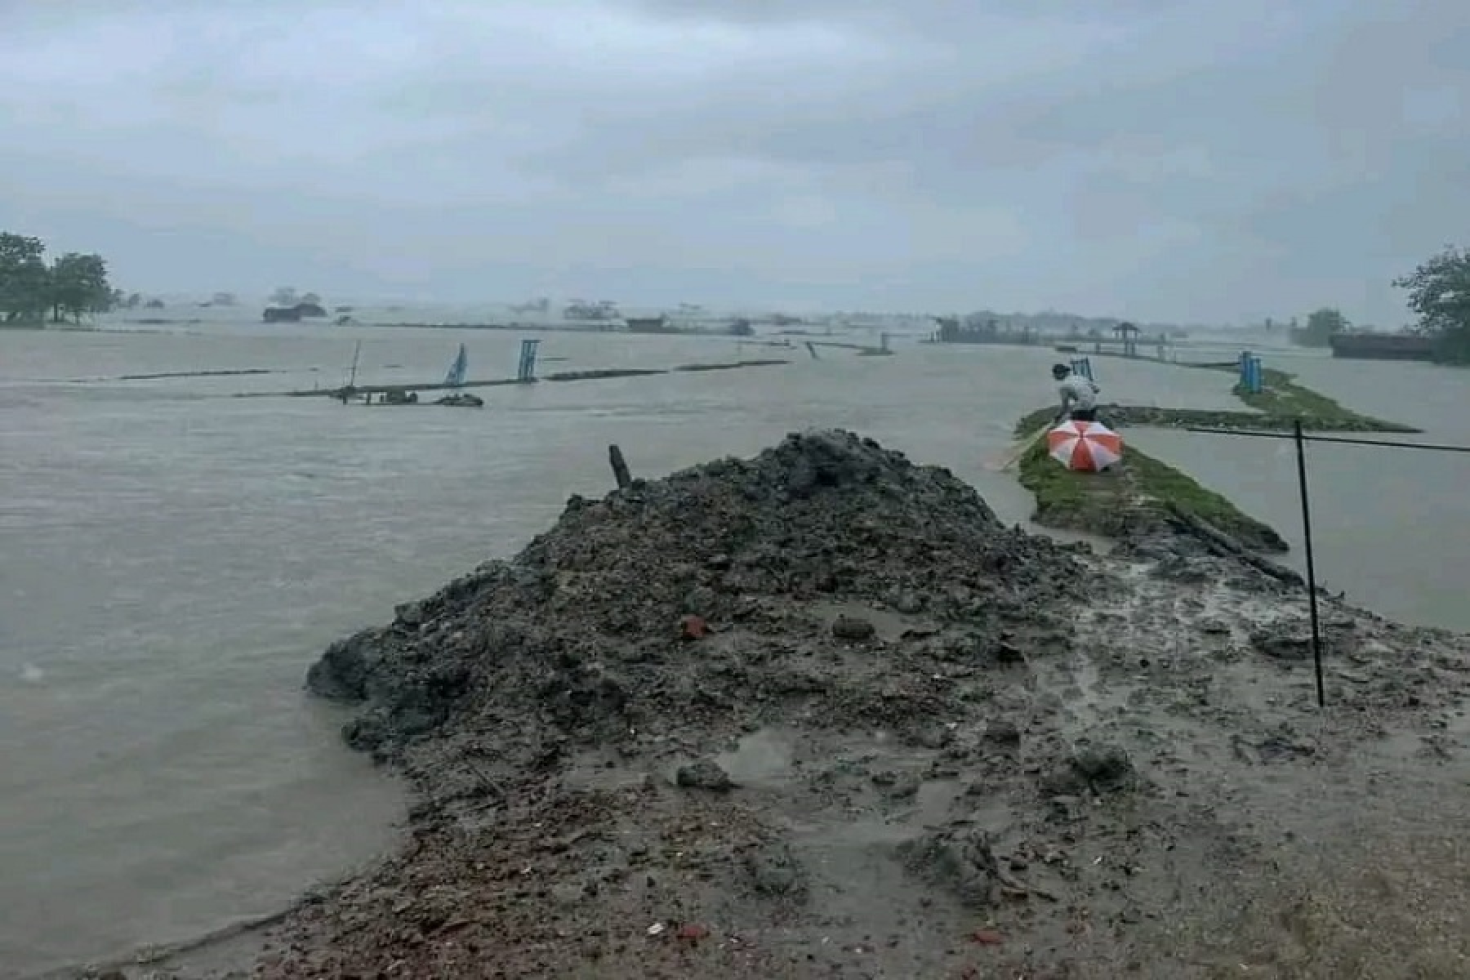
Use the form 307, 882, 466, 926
307, 429, 1086, 764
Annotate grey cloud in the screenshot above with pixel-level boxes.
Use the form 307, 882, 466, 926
0, 0, 1465, 321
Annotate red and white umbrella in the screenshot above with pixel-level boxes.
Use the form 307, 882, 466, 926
1047, 420, 1122, 472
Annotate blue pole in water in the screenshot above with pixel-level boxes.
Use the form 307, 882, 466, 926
1069, 357, 1093, 382
1246, 354, 1263, 394
517, 338, 540, 381
1239, 350, 1251, 390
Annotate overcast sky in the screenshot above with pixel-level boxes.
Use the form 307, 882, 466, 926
2, 1, 1465, 322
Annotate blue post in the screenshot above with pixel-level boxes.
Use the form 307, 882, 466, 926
1238, 351, 1263, 394
1070, 357, 1094, 382
517, 338, 540, 381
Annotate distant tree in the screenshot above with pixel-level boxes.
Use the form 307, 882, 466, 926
270, 286, 299, 306
211, 291, 238, 307
300, 291, 322, 306
124, 292, 141, 309
1291, 308, 1350, 347
1393, 246, 1470, 363
0, 232, 52, 322
47, 252, 112, 323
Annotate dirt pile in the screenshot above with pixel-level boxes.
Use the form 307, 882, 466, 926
233, 429, 1470, 980
306, 428, 1086, 768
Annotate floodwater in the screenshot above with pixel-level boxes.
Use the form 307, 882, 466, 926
0, 315, 1465, 975
1128, 347, 1470, 631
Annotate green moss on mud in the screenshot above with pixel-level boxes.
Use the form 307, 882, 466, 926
1016, 438, 1287, 552
1009, 363, 1418, 551
1232, 367, 1392, 425
1014, 368, 1420, 437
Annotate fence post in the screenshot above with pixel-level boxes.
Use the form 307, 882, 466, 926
1293, 419, 1326, 708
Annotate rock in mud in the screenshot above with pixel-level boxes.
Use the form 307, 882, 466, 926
1251, 629, 1318, 661
985, 720, 1022, 747
675, 758, 734, 791
306, 629, 383, 702
744, 842, 807, 897
910, 721, 955, 749
394, 600, 426, 628
872, 769, 922, 799
900, 824, 1002, 907
886, 589, 925, 614
1062, 742, 1136, 794
993, 638, 1027, 664
831, 615, 876, 641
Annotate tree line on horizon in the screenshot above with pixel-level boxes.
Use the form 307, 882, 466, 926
0, 231, 121, 325
5, 226, 1470, 360
1264, 245, 1470, 362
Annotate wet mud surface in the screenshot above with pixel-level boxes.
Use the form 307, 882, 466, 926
83, 431, 1470, 980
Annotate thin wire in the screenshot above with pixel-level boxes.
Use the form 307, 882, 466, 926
1183, 427, 1470, 454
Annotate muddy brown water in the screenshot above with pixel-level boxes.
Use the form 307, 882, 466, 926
0, 317, 1465, 975
1128, 351, 1470, 630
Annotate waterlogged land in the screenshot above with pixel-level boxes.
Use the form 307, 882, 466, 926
139, 431, 1470, 980
14, 321, 1470, 980
1013, 364, 1421, 550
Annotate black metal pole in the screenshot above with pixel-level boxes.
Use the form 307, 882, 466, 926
1293, 419, 1326, 707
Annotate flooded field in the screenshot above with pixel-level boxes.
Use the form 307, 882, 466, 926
1, 318, 1465, 974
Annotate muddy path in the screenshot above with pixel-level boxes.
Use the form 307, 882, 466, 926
239, 555, 1468, 980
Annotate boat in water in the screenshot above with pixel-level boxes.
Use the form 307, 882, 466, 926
434, 392, 484, 407
339, 342, 484, 407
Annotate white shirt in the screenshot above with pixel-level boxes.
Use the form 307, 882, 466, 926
1059, 375, 1099, 412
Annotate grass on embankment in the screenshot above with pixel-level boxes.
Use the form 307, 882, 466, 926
1214, 364, 1417, 432
1015, 437, 1288, 552
1013, 368, 1421, 437
1010, 368, 1419, 551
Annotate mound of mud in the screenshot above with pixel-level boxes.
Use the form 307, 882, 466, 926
253, 429, 1470, 980
308, 429, 1086, 766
